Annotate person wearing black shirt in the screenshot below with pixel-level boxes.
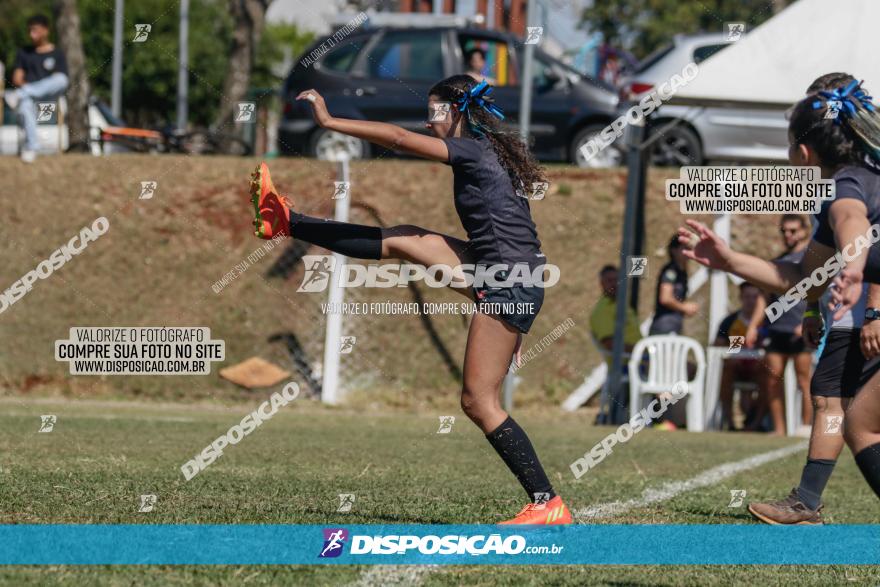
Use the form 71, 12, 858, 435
244, 76, 572, 525
649, 235, 699, 335
3, 14, 69, 163
761, 214, 813, 436
678, 75, 880, 502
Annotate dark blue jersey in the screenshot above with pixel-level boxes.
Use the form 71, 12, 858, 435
442, 136, 544, 270
814, 163, 880, 282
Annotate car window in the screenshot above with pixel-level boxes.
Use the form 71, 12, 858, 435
366, 30, 444, 81
320, 42, 361, 73
532, 55, 560, 91
692, 43, 728, 64
458, 36, 516, 86
635, 43, 674, 74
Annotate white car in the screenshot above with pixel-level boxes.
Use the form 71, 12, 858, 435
620, 32, 790, 165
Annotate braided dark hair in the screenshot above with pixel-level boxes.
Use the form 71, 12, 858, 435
428, 75, 547, 192
789, 78, 880, 169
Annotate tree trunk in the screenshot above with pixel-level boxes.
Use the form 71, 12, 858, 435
54, 0, 92, 152
213, 0, 270, 153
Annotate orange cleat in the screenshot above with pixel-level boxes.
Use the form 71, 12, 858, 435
249, 162, 291, 239
499, 495, 572, 525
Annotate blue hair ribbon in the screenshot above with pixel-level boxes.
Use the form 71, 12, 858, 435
812, 79, 875, 123
456, 80, 505, 135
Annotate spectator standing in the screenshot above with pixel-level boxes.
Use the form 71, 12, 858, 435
762, 214, 813, 435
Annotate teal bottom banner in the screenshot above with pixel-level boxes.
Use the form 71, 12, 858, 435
1, 524, 878, 565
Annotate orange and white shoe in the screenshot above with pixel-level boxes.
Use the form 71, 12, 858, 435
499, 495, 572, 525
249, 162, 291, 239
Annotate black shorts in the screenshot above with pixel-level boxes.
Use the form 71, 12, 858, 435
472, 282, 544, 334
812, 328, 880, 398
765, 332, 807, 354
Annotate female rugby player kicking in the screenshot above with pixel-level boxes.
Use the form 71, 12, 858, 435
247, 76, 571, 524
678, 77, 880, 504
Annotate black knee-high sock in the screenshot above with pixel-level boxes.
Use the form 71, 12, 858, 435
290, 212, 382, 260
854, 443, 880, 498
796, 458, 836, 510
486, 416, 556, 503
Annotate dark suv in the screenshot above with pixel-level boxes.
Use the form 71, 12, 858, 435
279, 26, 620, 166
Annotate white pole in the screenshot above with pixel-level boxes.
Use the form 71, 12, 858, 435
708, 215, 731, 344
503, 368, 515, 412
177, 0, 190, 130
111, 0, 123, 118
321, 157, 350, 405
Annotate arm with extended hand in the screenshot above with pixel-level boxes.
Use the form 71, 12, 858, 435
678, 219, 831, 299
296, 89, 449, 162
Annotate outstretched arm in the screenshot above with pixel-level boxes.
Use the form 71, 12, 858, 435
297, 89, 449, 162
678, 220, 834, 299
677, 219, 831, 298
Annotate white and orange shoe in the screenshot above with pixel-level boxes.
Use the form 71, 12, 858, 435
249, 162, 291, 239
499, 495, 572, 525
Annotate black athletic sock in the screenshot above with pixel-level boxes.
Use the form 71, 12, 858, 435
289, 212, 382, 260
486, 416, 556, 503
854, 443, 880, 498
796, 458, 836, 510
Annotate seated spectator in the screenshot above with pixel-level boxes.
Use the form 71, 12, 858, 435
590, 265, 641, 358
3, 14, 69, 163
650, 235, 699, 335
712, 282, 767, 431
590, 264, 641, 424
464, 48, 496, 85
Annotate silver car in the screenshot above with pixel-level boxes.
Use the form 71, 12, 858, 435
620, 32, 789, 166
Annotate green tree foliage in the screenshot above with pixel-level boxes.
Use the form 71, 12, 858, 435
253, 22, 315, 92
582, 0, 789, 59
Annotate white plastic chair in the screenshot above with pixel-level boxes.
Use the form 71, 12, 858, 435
628, 335, 706, 432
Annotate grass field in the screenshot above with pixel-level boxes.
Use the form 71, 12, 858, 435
1, 397, 878, 585
1, 155, 877, 584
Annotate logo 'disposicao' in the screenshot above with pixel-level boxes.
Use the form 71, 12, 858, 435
319, 528, 348, 558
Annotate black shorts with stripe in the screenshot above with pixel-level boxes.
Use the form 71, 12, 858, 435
811, 328, 880, 398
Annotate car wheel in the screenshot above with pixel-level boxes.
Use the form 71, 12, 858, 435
570, 124, 624, 168
310, 129, 370, 161
648, 123, 702, 166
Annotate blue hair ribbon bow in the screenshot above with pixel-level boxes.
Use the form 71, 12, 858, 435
812, 79, 875, 123
456, 80, 505, 135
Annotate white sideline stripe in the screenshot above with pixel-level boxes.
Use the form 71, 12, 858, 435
348, 565, 439, 587
346, 441, 806, 586
573, 441, 808, 521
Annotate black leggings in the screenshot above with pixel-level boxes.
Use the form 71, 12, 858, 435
290, 212, 383, 260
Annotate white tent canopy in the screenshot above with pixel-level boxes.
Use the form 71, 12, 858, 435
668, 0, 880, 109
